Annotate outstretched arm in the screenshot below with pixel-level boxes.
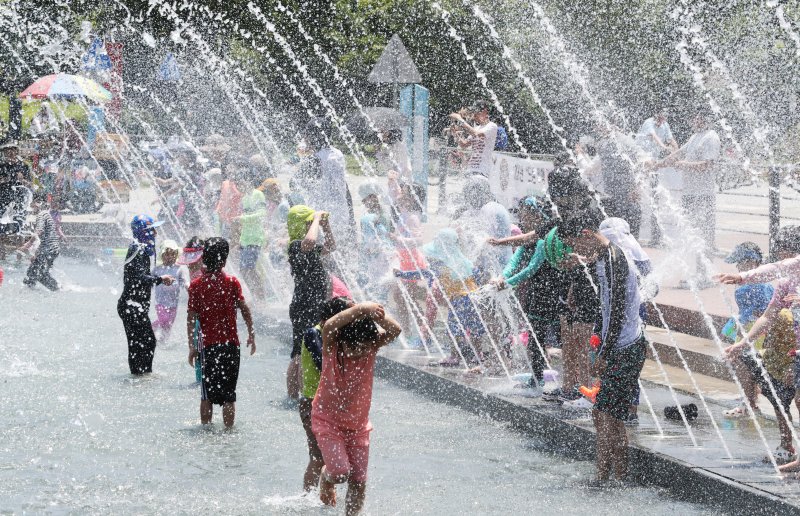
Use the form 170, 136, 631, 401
488, 231, 537, 247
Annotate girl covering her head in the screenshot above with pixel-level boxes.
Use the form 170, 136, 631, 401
287, 204, 316, 244
422, 228, 474, 281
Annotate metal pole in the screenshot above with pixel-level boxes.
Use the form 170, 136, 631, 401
769, 165, 781, 259
437, 145, 448, 215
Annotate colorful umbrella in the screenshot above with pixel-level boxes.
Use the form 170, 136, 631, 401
18, 73, 112, 103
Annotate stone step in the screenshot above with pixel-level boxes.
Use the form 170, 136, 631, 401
645, 325, 733, 382
640, 358, 800, 425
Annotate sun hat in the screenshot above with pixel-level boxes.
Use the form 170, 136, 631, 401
177, 246, 203, 265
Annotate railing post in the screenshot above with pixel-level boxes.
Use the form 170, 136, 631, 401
437, 146, 448, 215
769, 165, 781, 259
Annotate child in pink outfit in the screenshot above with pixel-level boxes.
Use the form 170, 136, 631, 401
312, 302, 401, 515
151, 240, 188, 344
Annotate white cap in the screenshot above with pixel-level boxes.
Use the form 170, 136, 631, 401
160, 239, 180, 253
358, 181, 384, 200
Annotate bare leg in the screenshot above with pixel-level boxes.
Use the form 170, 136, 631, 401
777, 411, 793, 452
732, 354, 759, 409
200, 400, 213, 424
561, 320, 591, 393
286, 356, 301, 400
391, 284, 414, 336
243, 269, 265, 300
303, 457, 325, 492
319, 467, 338, 507
610, 417, 629, 480
222, 402, 235, 428
345, 480, 367, 516
592, 409, 613, 481
780, 459, 800, 474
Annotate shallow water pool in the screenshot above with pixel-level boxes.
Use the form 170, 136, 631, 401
0, 257, 715, 514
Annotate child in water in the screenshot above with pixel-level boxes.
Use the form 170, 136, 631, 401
151, 239, 188, 345
299, 296, 353, 492
313, 302, 401, 514
187, 238, 256, 428
178, 236, 205, 383
423, 228, 486, 367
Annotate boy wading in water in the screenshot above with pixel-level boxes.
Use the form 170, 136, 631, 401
313, 302, 401, 514
187, 238, 256, 428
548, 211, 646, 483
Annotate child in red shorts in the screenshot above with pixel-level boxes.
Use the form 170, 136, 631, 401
187, 237, 256, 428
312, 302, 401, 514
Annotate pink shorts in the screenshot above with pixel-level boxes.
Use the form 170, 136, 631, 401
312, 416, 371, 483
153, 305, 177, 330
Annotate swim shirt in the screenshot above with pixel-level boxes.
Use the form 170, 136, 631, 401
188, 271, 244, 347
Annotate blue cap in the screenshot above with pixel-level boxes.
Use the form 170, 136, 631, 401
724, 243, 762, 264
130, 214, 164, 235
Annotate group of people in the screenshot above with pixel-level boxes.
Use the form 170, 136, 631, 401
11, 96, 800, 508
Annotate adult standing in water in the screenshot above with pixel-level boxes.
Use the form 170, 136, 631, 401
118, 215, 174, 375
295, 117, 356, 244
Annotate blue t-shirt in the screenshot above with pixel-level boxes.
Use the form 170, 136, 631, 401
735, 283, 774, 324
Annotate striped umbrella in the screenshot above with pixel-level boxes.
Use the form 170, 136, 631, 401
18, 73, 112, 103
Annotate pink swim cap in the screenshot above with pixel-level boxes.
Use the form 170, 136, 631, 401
330, 275, 352, 299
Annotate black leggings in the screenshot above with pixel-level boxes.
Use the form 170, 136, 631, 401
117, 299, 157, 375
527, 317, 558, 384
25, 250, 59, 291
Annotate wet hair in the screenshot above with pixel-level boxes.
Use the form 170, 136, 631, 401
202, 237, 229, 272
557, 208, 603, 239
320, 297, 352, 322
470, 99, 490, 113
303, 117, 332, 149
775, 225, 800, 255
32, 190, 48, 204
382, 129, 403, 144
734, 241, 763, 264
183, 236, 202, 249
547, 165, 594, 217
339, 317, 380, 345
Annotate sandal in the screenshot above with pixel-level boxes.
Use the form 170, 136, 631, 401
723, 403, 760, 419
438, 356, 461, 367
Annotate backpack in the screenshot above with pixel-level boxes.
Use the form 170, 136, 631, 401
495, 126, 509, 150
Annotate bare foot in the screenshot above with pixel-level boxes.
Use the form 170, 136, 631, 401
319, 478, 337, 507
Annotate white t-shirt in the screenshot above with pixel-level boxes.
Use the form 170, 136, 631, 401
308, 147, 352, 239
680, 129, 720, 195
467, 121, 498, 177
635, 118, 674, 159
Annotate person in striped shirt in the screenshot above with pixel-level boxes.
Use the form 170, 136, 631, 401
21, 191, 60, 291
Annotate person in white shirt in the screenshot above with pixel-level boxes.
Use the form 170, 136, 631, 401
635, 110, 677, 160
448, 100, 498, 178
656, 113, 721, 284
635, 110, 678, 247
296, 118, 356, 244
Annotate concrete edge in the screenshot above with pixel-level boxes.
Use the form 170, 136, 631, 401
374, 355, 800, 516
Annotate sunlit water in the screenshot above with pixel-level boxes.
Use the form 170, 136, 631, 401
0, 257, 715, 514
